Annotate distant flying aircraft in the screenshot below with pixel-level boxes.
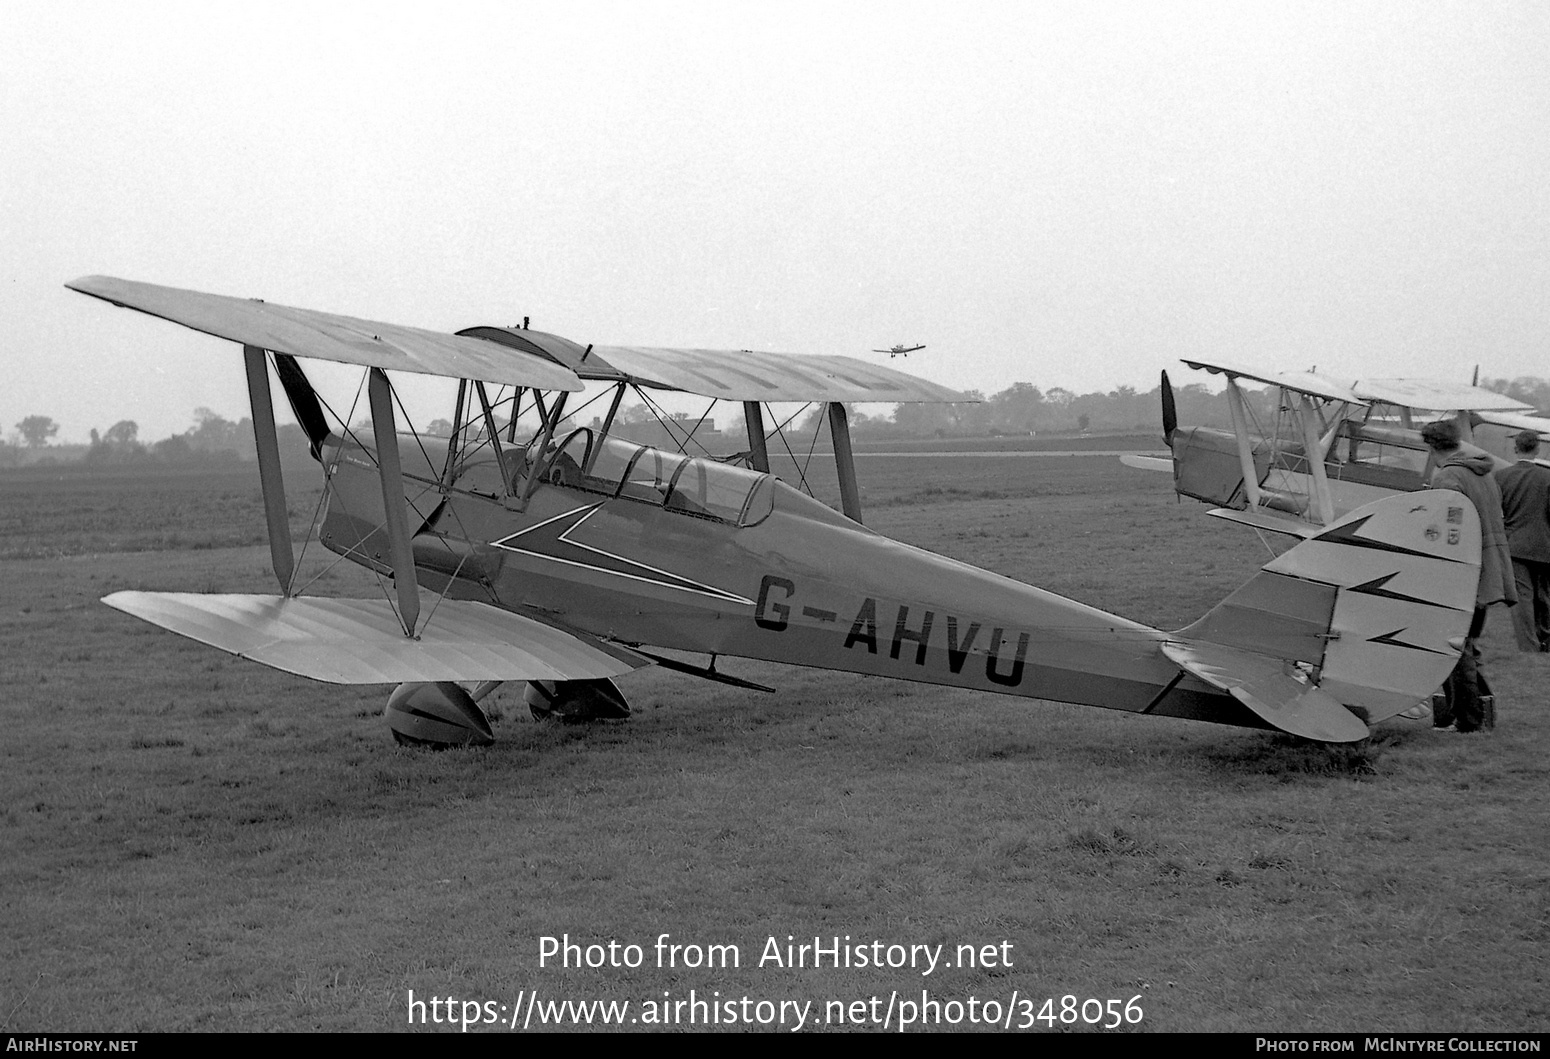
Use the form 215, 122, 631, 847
68, 277, 1483, 747
873, 343, 925, 358
1125, 357, 1550, 538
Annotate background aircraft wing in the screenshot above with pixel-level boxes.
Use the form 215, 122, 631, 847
1475, 410, 1550, 435
1181, 357, 1365, 404
1350, 378, 1531, 411
460, 326, 970, 403
68, 276, 583, 391
1204, 507, 1323, 538
103, 592, 649, 684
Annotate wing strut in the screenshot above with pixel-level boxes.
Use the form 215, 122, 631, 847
473, 381, 512, 495
1224, 378, 1264, 511
243, 346, 295, 594
1295, 392, 1336, 525
827, 403, 863, 524
368, 368, 421, 636
520, 391, 569, 505
744, 401, 771, 473
441, 379, 468, 488
586, 384, 627, 475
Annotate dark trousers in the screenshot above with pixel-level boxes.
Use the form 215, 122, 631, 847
1437, 606, 1491, 732
1509, 558, 1550, 652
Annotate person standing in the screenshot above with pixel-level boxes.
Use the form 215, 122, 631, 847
1495, 432, 1550, 652
1421, 421, 1517, 732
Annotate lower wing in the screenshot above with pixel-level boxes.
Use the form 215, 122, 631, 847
102, 592, 649, 684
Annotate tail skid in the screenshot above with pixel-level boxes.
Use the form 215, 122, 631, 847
1167, 490, 1480, 741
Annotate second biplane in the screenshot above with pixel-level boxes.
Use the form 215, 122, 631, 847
71, 278, 1483, 747
1132, 357, 1550, 539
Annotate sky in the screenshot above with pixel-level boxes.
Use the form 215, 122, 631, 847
3, 1, 1547, 443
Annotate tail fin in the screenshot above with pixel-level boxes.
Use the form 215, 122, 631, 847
1165, 490, 1480, 741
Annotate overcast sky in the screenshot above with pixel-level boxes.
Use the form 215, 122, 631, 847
3, 1, 1547, 443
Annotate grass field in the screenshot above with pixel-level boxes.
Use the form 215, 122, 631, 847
1, 456, 1546, 1033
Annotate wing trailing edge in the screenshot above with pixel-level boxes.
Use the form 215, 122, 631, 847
460, 325, 971, 404
102, 592, 650, 685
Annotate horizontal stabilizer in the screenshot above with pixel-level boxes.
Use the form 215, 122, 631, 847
103, 592, 649, 685
1161, 640, 1369, 743
1206, 507, 1321, 538
67, 276, 583, 392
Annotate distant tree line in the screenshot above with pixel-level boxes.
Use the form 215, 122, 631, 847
0, 409, 310, 469
5, 374, 1546, 468
817, 379, 1257, 441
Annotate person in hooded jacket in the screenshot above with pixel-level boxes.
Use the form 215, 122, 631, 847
1422, 420, 1518, 732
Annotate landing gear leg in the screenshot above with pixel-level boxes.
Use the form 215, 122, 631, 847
524, 678, 631, 723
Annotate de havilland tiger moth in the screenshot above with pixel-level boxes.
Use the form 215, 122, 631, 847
70, 276, 1483, 747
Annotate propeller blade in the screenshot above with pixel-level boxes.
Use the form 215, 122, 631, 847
273, 353, 331, 458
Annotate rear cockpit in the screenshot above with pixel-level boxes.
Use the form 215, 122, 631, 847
324, 425, 780, 533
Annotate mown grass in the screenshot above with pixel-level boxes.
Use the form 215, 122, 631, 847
1, 457, 1546, 1032
0, 462, 325, 560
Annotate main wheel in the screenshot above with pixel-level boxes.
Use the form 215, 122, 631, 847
384, 682, 495, 747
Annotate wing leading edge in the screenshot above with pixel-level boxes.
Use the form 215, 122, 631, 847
103, 592, 649, 684
67, 276, 583, 392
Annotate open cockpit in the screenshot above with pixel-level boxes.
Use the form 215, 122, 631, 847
522, 430, 775, 527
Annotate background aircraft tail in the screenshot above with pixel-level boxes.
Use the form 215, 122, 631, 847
1164, 489, 1480, 740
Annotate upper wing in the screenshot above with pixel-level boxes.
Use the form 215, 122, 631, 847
590, 345, 968, 402
1181, 357, 1365, 404
1350, 378, 1531, 412
103, 592, 649, 684
461, 326, 970, 403
71, 273, 967, 402
68, 276, 583, 392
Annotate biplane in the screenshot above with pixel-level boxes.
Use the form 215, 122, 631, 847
71, 277, 1482, 746
1128, 357, 1550, 539
873, 343, 925, 358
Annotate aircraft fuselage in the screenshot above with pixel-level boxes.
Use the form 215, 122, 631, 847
318, 434, 1259, 732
